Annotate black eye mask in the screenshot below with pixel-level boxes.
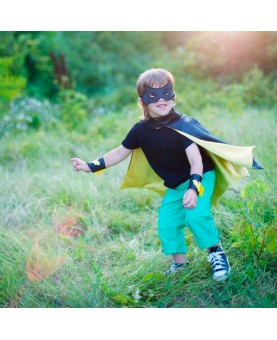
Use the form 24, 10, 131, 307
140, 82, 175, 105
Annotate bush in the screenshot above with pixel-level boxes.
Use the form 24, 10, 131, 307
57, 89, 94, 129
240, 67, 277, 107
0, 56, 26, 102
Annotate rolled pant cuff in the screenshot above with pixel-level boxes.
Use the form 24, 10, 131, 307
162, 245, 187, 255
197, 237, 220, 250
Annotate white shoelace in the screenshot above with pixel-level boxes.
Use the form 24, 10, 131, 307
208, 252, 226, 270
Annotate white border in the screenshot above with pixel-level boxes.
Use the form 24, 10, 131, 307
1, 308, 275, 339
0, 1, 276, 30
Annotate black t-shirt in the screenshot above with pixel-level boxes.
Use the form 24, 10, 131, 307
121, 113, 214, 188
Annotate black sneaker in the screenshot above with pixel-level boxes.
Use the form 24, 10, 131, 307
208, 246, 231, 281
165, 261, 186, 275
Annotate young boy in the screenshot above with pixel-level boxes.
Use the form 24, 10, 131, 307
71, 68, 261, 282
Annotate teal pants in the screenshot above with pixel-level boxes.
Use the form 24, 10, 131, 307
158, 170, 219, 255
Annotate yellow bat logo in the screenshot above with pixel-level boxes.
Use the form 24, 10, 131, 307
91, 159, 105, 174
91, 159, 100, 166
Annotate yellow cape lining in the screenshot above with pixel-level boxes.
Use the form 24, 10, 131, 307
120, 128, 254, 207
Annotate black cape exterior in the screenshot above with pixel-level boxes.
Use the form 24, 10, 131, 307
120, 112, 263, 207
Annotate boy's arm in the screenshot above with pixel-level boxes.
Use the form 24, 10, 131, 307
70, 145, 132, 173
186, 143, 203, 177
183, 143, 203, 209
103, 145, 132, 167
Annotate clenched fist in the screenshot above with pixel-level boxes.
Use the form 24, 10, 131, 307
183, 189, 198, 209
70, 158, 91, 173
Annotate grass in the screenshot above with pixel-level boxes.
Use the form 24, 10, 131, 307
0, 106, 276, 308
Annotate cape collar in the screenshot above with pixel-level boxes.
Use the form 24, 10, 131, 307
149, 109, 181, 128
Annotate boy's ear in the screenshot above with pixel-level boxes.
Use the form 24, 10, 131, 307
137, 98, 144, 108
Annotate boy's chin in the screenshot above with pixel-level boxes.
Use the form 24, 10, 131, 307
152, 111, 171, 117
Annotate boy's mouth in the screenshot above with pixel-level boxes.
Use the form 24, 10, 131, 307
156, 103, 167, 108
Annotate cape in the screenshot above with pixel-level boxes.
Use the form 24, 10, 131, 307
120, 112, 263, 207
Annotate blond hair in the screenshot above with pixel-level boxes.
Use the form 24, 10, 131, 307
136, 68, 175, 119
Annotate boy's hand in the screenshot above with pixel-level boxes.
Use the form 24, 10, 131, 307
183, 189, 198, 209
70, 158, 91, 173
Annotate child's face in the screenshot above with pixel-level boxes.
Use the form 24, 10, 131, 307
139, 81, 175, 118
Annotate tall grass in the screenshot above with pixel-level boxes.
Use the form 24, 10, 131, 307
0, 105, 276, 308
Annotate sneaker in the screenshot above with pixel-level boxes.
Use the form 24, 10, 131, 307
165, 261, 186, 275
208, 246, 231, 281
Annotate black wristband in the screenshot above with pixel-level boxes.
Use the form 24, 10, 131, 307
188, 174, 203, 196
87, 157, 106, 173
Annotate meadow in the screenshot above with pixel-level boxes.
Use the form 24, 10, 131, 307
0, 95, 276, 308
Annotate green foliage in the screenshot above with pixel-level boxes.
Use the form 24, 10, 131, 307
240, 67, 277, 106
57, 89, 93, 129
0, 32, 57, 101
175, 77, 246, 114
0, 56, 26, 101
224, 179, 277, 271
45, 31, 162, 96
174, 67, 276, 115
94, 85, 137, 111
15, 32, 58, 98
1, 31, 276, 105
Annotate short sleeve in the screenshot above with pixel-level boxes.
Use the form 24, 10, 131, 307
181, 135, 194, 150
121, 123, 140, 150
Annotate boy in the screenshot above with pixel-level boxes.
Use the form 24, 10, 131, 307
71, 68, 261, 281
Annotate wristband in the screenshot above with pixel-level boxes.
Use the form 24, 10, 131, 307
188, 174, 204, 197
87, 157, 106, 174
